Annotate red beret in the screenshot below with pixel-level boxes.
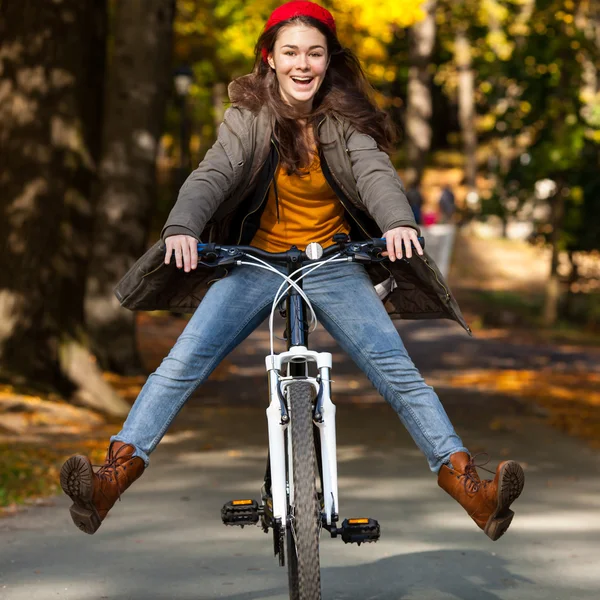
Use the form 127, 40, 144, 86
261, 1, 337, 62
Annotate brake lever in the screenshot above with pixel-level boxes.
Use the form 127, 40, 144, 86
197, 242, 239, 266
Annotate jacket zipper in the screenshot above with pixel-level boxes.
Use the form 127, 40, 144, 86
236, 139, 280, 244
420, 255, 471, 333
420, 255, 451, 302
320, 149, 395, 281
317, 116, 374, 237
142, 262, 165, 278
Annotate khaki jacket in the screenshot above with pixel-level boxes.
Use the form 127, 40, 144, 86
114, 105, 470, 334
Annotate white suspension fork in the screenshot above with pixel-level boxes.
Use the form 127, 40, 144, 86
266, 368, 288, 523
315, 366, 339, 526
265, 348, 339, 526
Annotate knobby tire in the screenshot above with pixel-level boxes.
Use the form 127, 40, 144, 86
286, 381, 321, 600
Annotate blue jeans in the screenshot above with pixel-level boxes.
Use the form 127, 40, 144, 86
112, 261, 468, 473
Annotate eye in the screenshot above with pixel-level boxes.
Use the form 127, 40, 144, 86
310, 53, 324, 58
284, 51, 295, 56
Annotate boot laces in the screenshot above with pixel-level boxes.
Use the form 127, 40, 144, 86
463, 453, 495, 493
93, 444, 134, 502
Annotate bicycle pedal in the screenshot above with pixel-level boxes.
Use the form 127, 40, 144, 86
221, 499, 259, 527
340, 518, 380, 545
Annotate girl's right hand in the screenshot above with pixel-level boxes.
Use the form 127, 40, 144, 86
164, 234, 198, 272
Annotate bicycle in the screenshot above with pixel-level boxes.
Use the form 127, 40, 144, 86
196, 234, 423, 600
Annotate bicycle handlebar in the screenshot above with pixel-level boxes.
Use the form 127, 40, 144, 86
193, 236, 425, 267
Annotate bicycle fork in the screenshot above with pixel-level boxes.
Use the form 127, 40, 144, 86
265, 347, 339, 528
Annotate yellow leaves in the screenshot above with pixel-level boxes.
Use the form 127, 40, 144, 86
479, 0, 509, 25
367, 64, 387, 82
0, 384, 114, 508
103, 372, 145, 402
448, 370, 600, 448
485, 31, 514, 61
555, 11, 574, 25
570, 186, 584, 204
358, 37, 387, 62
519, 101, 532, 115
477, 113, 496, 132
331, 0, 424, 72
220, 19, 263, 61
214, 0, 426, 68
586, 129, 600, 143
479, 81, 493, 94
333, 0, 425, 38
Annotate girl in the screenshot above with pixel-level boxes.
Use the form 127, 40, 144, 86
61, 1, 524, 542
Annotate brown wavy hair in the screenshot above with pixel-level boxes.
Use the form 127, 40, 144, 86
228, 15, 397, 174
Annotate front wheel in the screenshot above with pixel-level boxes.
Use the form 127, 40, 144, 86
286, 381, 321, 600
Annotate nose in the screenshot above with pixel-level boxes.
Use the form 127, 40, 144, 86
297, 53, 309, 70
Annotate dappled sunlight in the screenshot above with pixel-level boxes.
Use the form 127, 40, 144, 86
407, 324, 463, 342
338, 476, 434, 501
334, 445, 369, 462
450, 231, 550, 295
513, 510, 600, 533
175, 448, 267, 466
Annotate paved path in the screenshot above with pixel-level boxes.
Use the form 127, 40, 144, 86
1, 321, 599, 599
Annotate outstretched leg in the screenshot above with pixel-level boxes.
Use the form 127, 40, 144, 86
303, 261, 524, 539
61, 265, 283, 533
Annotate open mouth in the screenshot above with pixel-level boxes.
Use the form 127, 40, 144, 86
291, 76, 314, 87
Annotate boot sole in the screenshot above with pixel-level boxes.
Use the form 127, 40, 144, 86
60, 456, 102, 535
484, 461, 525, 541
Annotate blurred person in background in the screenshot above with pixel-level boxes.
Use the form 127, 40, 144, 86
438, 184, 456, 223
406, 184, 424, 225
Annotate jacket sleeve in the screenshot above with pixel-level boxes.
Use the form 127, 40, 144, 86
161, 107, 251, 240
345, 128, 420, 235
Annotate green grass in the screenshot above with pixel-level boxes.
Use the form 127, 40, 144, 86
0, 440, 107, 509
0, 445, 62, 507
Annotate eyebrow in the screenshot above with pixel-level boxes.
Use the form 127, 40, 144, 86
281, 44, 325, 50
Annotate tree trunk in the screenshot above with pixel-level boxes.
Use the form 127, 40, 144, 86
455, 27, 478, 197
563, 251, 578, 319
85, 0, 176, 375
543, 185, 566, 327
404, 0, 436, 188
0, 0, 129, 416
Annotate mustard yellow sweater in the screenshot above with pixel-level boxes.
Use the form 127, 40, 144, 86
251, 153, 350, 252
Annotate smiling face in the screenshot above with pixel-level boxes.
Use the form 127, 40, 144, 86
267, 24, 329, 114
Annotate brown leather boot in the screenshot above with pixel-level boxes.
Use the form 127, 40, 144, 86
438, 452, 525, 541
60, 441, 145, 534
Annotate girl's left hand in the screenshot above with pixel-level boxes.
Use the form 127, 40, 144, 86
382, 226, 424, 261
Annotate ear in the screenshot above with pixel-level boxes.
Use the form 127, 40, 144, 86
267, 53, 276, 70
